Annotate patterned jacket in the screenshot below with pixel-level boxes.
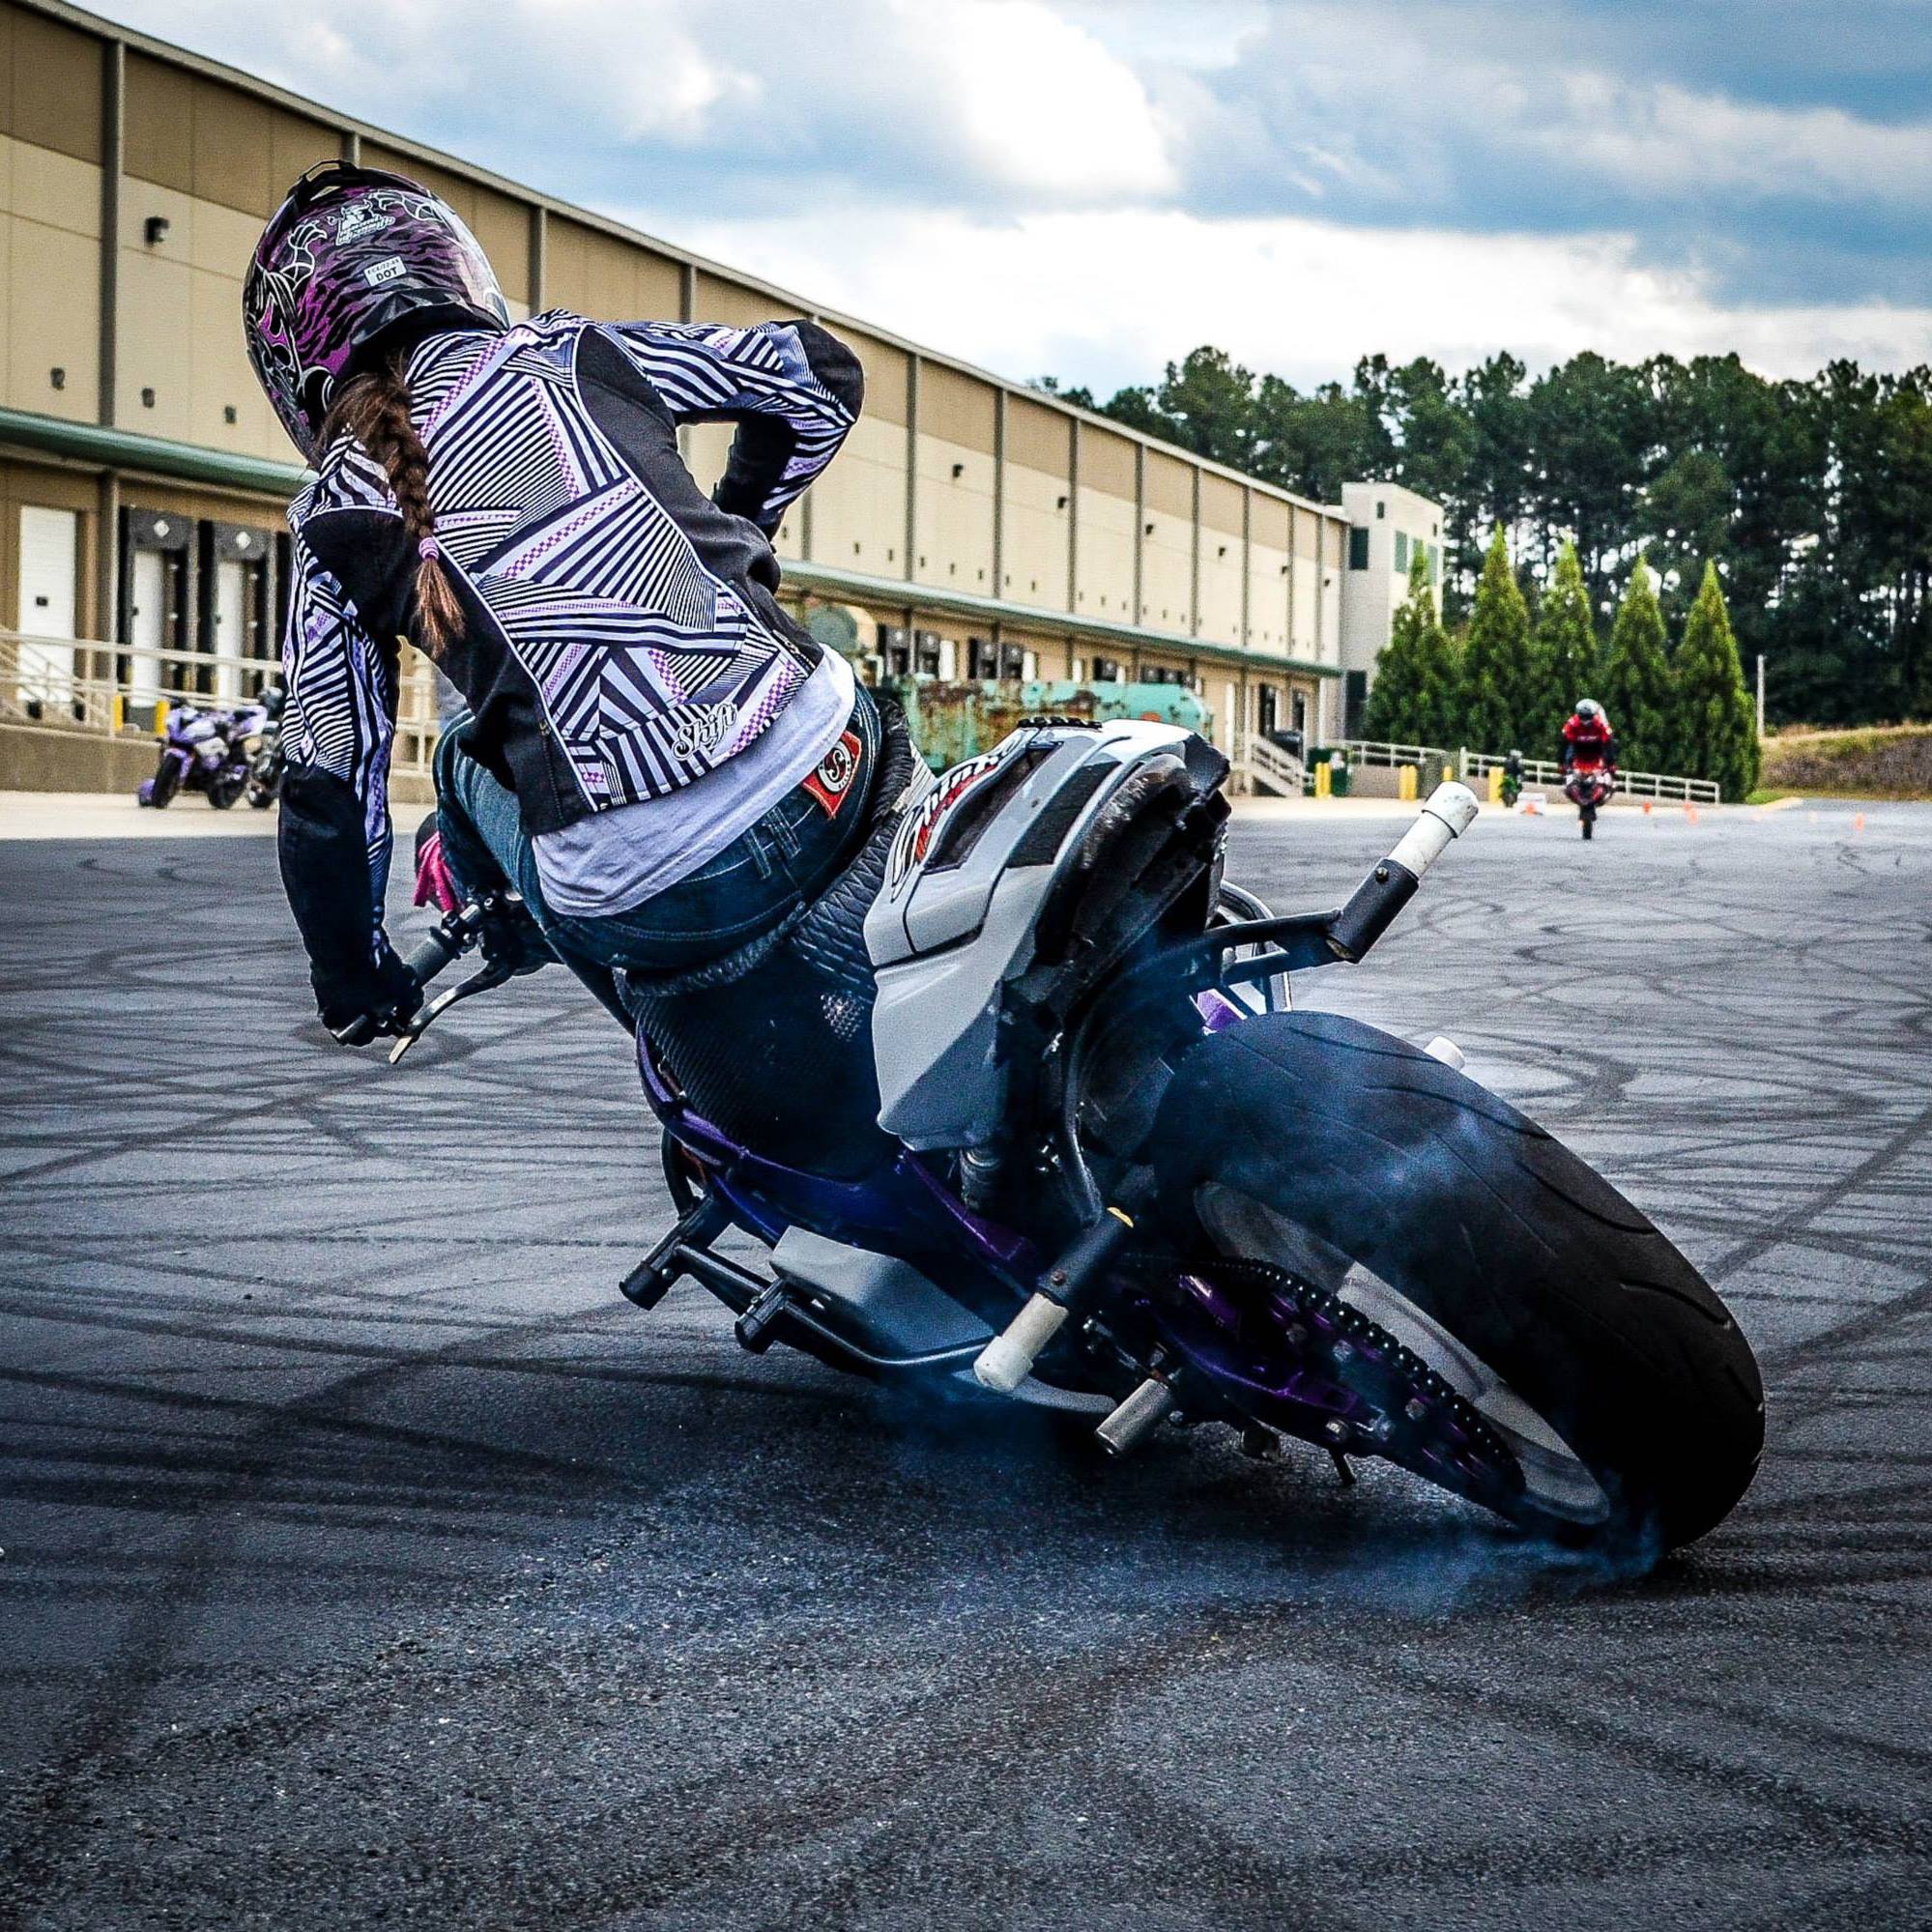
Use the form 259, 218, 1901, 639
276, 308, 862, 1010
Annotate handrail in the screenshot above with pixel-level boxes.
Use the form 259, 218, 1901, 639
1246, 735, 1307, 796
1333, 736, 1721, 805
1, 630, 447, 776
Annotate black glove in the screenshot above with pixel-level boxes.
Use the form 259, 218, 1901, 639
317, 943, 420, 1046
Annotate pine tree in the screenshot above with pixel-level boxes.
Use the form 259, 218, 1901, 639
1416, 585, 1465, 751
1534, 540, 1600, 747
1600, 557, 1675, 772
1672, 561, 1761, 798
1364, 549, 1459, 747
1455, 527, 1542, 754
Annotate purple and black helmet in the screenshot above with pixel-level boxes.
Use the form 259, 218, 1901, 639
244, 161, 509, 461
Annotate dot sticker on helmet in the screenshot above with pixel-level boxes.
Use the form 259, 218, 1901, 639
363, 257, 406, 287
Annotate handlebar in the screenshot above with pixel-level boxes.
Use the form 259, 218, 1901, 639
328, 899, 495, 1048
383, 895, 528, 1063
404, 902, 487, 989
1326, 782, 1478, 962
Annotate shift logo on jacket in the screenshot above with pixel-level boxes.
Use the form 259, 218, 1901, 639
671, 702, 737, 763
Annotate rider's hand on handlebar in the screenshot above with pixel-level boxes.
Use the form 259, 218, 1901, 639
319, 946, 420, 1047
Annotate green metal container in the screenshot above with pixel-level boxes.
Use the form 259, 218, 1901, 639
883, 677, 1214, 772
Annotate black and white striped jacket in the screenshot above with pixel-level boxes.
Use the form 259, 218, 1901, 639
276, 308, 862, 1009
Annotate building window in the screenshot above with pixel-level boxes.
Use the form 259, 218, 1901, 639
1348, 528, 1370, 571
1395, 532, 1409, 572
1091, 656, 1123, 683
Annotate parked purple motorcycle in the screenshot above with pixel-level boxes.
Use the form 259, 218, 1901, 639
379, 707, 1765, 1559
136, 698, 272, 810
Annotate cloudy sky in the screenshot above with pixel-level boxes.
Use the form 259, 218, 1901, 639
95, 0, 1932, 394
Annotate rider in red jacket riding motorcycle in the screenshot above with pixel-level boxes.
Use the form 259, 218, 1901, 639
1561, 699, 1617, 779
1560, 699, 1617, 838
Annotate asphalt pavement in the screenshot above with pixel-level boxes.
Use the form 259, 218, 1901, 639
2, 796, 1927, 1929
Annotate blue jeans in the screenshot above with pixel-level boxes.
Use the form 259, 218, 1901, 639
434, 687, 879, 995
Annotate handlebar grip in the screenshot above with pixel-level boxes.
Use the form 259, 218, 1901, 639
1386, 781, 1480, 882
405, 921, 467, 989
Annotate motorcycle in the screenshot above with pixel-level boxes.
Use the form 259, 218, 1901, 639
245, 682, 287, 810
137, 700, 272, 810
1500, 750, 1524, 809
1564, 762, 1615, 839
383, 709, 1763, 1557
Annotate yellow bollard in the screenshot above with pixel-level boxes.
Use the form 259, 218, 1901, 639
1398, 764, 1418, 803
112, 693, 124, 734
1313, 761, 1332, 799
154, 700, 169, 738
1486, 766, 1505, 804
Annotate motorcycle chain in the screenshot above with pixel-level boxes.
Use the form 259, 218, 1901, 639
1197, 1256, 1522, 1499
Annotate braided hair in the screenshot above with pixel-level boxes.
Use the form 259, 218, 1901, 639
320, 357, 462, 658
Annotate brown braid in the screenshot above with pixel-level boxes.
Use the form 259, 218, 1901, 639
320, 358, 462, 658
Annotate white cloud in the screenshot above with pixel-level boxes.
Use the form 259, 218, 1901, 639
1524, 75, 1932, 210
672, 204, 1932, 391
98, 0, 1172, 206
908, 0, 1175, 199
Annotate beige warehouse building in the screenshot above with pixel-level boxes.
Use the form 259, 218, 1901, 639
0, 0, 1427, 795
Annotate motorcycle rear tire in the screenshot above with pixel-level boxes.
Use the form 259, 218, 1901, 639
1582, 814, 1594, 839
1148, 1012, 1764, 1553
207, 770, 245, 810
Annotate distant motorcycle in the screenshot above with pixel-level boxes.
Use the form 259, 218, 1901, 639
1564, 764, 1615, 839
1500, 750, 1524, 809
136, 700, 271, 810
245, 682, 287, 809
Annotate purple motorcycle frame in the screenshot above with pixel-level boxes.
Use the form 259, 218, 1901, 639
627, 961, 1494, 1474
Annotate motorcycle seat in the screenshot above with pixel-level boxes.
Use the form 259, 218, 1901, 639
619, 693, 923, 1177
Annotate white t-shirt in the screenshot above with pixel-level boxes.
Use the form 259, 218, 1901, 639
531, 649, 855, 918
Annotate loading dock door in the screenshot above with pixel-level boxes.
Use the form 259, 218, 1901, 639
15, 505, 78, 712
214, 558, 245, 700
129, 548, 165, 721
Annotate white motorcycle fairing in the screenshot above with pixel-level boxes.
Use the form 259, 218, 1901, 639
862, 718, 1208, 1152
